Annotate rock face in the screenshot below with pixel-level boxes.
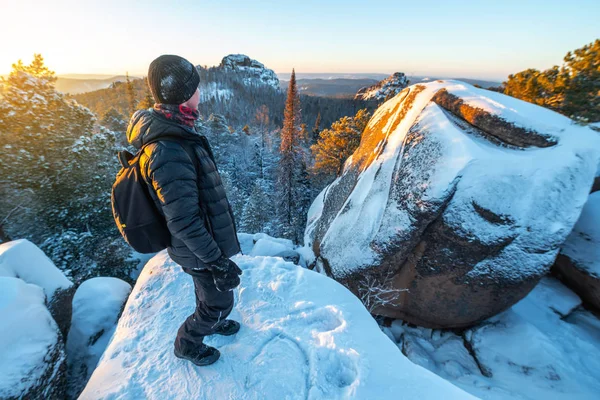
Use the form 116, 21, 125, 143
553, 191, 600, 310
0, 277, 66, 399
218, 54, 280, 90
354, 72, 409, 101
306, 81, 600, 329
80, 252, 472, 399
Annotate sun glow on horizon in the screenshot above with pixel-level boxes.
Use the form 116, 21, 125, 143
1, 0, 598, 81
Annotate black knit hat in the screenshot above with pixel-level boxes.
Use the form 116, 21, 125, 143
147, 55, 200, 105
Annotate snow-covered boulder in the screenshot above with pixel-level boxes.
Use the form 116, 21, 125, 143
386, 277, 600, 399
553, 191, 600, 310
306, 81, 600, 329
0, 239, 72, 298
80, 252, 472, 399
0, 277, 66, 399
66, 277, 132, 398
0, 239, 74, 335
240, 232, 302, 265
355, 72, 409, 101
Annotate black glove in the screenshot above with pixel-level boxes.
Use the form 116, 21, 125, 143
207, 256, 243, 292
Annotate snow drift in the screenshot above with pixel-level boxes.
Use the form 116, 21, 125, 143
67, 277, 132, 398
0, 277, 66, 399
387, 277, 600, 399
80, 252, 472, 399
306, 80, 600, 328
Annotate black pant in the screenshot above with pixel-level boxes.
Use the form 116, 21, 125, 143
174, 268, 234, 352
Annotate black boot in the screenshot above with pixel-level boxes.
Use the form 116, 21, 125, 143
174, 343, 220, 366
213, 319, 240, 336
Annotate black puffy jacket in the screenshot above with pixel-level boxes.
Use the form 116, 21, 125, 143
126, 109, 241, 269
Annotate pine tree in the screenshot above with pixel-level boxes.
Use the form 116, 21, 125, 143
241, 180, 271, 234
300, 123, 309, 145
312, 112, 322, 143
292, 157, 311, 242
125, 72, 136, 116
311, 108, 371, 177
255, 105, 271, 179
503, 39, 599, 122
276, 69, 309, 243
100, 108, 127, 132
562, 39, 600, 121
0, 54, 136, 282
137, 78, 155, 110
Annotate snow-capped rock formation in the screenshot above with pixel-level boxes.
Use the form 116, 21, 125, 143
80, 252, 472, 399
553, 191, 600, 310
195, 55, 280, 112
0, 277, 66, 399
0, 239, 72, 298
66, 277, 132, 398
0, 239, 74, 335
306, 80, 600, 329
218, 54, 280, 90
354, 72, 409, 101
385, 277, 600, 399
239, 232, 303, 265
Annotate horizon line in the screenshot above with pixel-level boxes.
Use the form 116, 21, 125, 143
3, 71, 504, 83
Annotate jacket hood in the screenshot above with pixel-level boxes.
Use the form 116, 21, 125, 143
126, 109, 202, 149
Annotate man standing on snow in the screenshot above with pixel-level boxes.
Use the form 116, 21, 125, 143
126, 55, 243, 366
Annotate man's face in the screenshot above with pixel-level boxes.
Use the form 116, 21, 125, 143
183, 88, 201, 110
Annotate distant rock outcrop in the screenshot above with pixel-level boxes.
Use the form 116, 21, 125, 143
217, 54, 280, 90
354, 72, 409, 101
194, 54, 281, 116
306, 80, 600, 329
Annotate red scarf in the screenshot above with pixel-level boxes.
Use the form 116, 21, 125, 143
153, 103, 199, 127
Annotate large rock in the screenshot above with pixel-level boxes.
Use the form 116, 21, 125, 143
0, 239, 74, 336
553, 191, 600, 310
0, 277, 66, 399
80, 252, 472, 399
66, 277, 132, 398
306, 81, 600, 329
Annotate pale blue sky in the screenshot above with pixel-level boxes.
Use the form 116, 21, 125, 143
1, 0, 598, 80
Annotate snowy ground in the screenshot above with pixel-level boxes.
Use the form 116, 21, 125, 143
80, 252, 472, 399
384, 277, 600, 399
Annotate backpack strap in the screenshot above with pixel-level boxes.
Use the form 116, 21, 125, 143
118, 150, 134, 168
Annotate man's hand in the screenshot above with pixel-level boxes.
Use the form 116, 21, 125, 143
208, 256, 243, 292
